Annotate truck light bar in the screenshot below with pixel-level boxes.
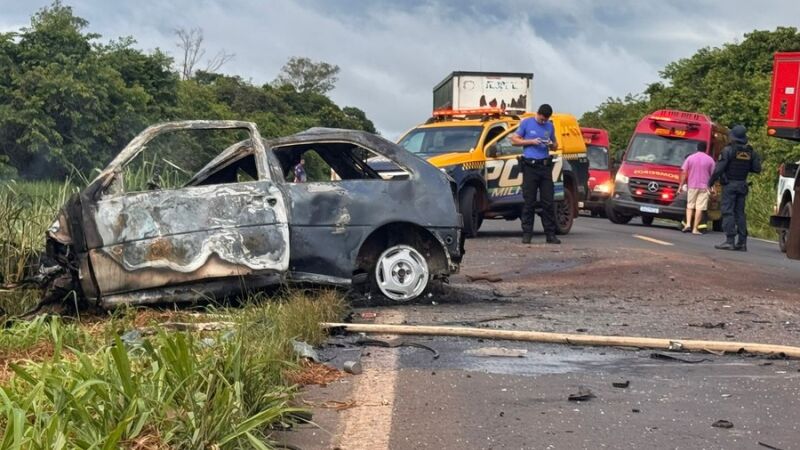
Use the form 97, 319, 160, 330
433, 107, 506, 117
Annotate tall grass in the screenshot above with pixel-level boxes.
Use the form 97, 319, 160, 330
0, 291, 346, 449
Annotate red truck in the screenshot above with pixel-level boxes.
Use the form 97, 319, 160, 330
606, 109, 728, 227
581, 127, 613, 216
767, 52, 800, 259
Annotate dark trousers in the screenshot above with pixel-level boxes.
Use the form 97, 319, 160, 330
521, 162, 556, 236
721, 180, 748, 245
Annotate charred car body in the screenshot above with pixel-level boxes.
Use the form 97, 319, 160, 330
42, 121, 463, 307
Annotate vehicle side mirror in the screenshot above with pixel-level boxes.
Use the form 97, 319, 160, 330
487, 145, 498, 158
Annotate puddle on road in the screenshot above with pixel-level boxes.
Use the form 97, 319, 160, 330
394, 337, 647, 376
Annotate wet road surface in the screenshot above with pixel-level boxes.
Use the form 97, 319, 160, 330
279, 216, 800, 449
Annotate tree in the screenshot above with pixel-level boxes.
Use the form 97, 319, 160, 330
175, 27, 234, 80
273, 57, 340, 94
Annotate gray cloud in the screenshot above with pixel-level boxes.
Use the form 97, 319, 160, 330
4, 0, 800, 138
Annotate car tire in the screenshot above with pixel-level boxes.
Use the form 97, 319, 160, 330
605, 201, 632, 225
641, 215, 654, 226
460, 186, 482, 238
779, 202, 792, 253
371, 244, 430, 303
555, 189, 575, 235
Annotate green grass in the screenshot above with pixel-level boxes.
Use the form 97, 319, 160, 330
0, 291, 346, 449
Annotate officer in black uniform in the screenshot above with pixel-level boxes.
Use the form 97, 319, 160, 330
709, 125, 762, 251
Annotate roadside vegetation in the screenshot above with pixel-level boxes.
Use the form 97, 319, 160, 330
580, 28, 800, 239
0, 171, 347, 449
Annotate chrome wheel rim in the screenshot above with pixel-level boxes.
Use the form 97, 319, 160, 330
375, 245, 429, 301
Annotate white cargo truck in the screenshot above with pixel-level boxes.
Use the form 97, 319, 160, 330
433, 72, 533, 113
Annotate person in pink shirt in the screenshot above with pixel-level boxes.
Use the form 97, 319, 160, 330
679, 142, 716, 234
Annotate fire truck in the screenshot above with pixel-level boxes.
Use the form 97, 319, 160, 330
581, 128, 613, 216
605, 109, 728, 227
767, 52, 800, 259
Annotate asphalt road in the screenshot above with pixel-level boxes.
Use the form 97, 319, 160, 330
279, 215, 800, 450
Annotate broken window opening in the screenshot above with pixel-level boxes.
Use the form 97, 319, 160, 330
102, 128, 254, 196
271, 142, 411, 183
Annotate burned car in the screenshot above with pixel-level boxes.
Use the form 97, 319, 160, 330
42, 121, 463, 307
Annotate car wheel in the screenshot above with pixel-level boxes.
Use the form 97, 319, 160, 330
460, 186, 481, 238
373, 244, 430, 302
555, 189, 575, 235
605, 201, 632, 225
641, 215, 654, 226
779, 202, 792, 253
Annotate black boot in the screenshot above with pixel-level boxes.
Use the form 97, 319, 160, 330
734, 242, 747, 252
715, 241, 736, 250
546, 234, 561, 244
522, 233, 532, 244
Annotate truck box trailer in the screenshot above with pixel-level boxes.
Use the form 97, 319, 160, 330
433, 72, 533, 113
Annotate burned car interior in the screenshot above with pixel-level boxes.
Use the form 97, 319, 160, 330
41, 121, 463, 307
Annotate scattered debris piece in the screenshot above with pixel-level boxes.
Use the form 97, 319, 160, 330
631, 408, 640, 413
343, 360, 362, 375
758, 441, 784, 450
568, 386, 595, 402
668, 341, 684, 351
712, 419, 734, 429
575, 328, 588, 333
286, 361, 344, 386
612, 380, 630, 388
752, 319, 772, 324
359, 312, 378, 321
650, 352, 711, 364
355, 338, 439, 359
301, 399, 358, 411
703, 348, 726, 356
466, 274, 503, 283
465, 347, 528, 358
689, 322, 726, 329
292, 339, 320, 362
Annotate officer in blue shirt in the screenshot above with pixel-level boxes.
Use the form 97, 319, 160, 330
511, 104, 560, 244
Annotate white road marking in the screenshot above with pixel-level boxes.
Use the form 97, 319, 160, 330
335, 311, 404, 449
632, 234, 674, 246
751, 237, 778, 244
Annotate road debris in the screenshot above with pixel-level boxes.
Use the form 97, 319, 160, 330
650, 352, 711, 364
359, 312, 378, 321
711, 419, 734, 429
466, 274, 503, 283
689, 322, 726, 329
758, 441, 785, 450
465, 347, 528, 358
612, 380, 630, 388
322, 322, 800, 358
355, 337, 440, 359
292, 339, 320, 362
343, 360, 362, 375
568, 386, 595, 402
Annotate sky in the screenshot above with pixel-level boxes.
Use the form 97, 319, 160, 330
2, 0, 800, 139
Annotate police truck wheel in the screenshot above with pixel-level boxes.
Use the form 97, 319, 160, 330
641, 215, 654, 226
460, 186, 481, 238
606, 201, 632, 225
779, 202, 792, 253
555, 189, 575, 235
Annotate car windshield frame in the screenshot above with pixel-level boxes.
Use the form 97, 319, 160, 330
587, 144, 609, 170
398, 126, 483, 155
625, 133, 703, 167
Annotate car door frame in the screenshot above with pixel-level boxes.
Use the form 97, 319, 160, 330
76, 120, 290, 302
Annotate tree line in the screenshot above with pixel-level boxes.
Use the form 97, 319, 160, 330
0, 2, 374, 181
